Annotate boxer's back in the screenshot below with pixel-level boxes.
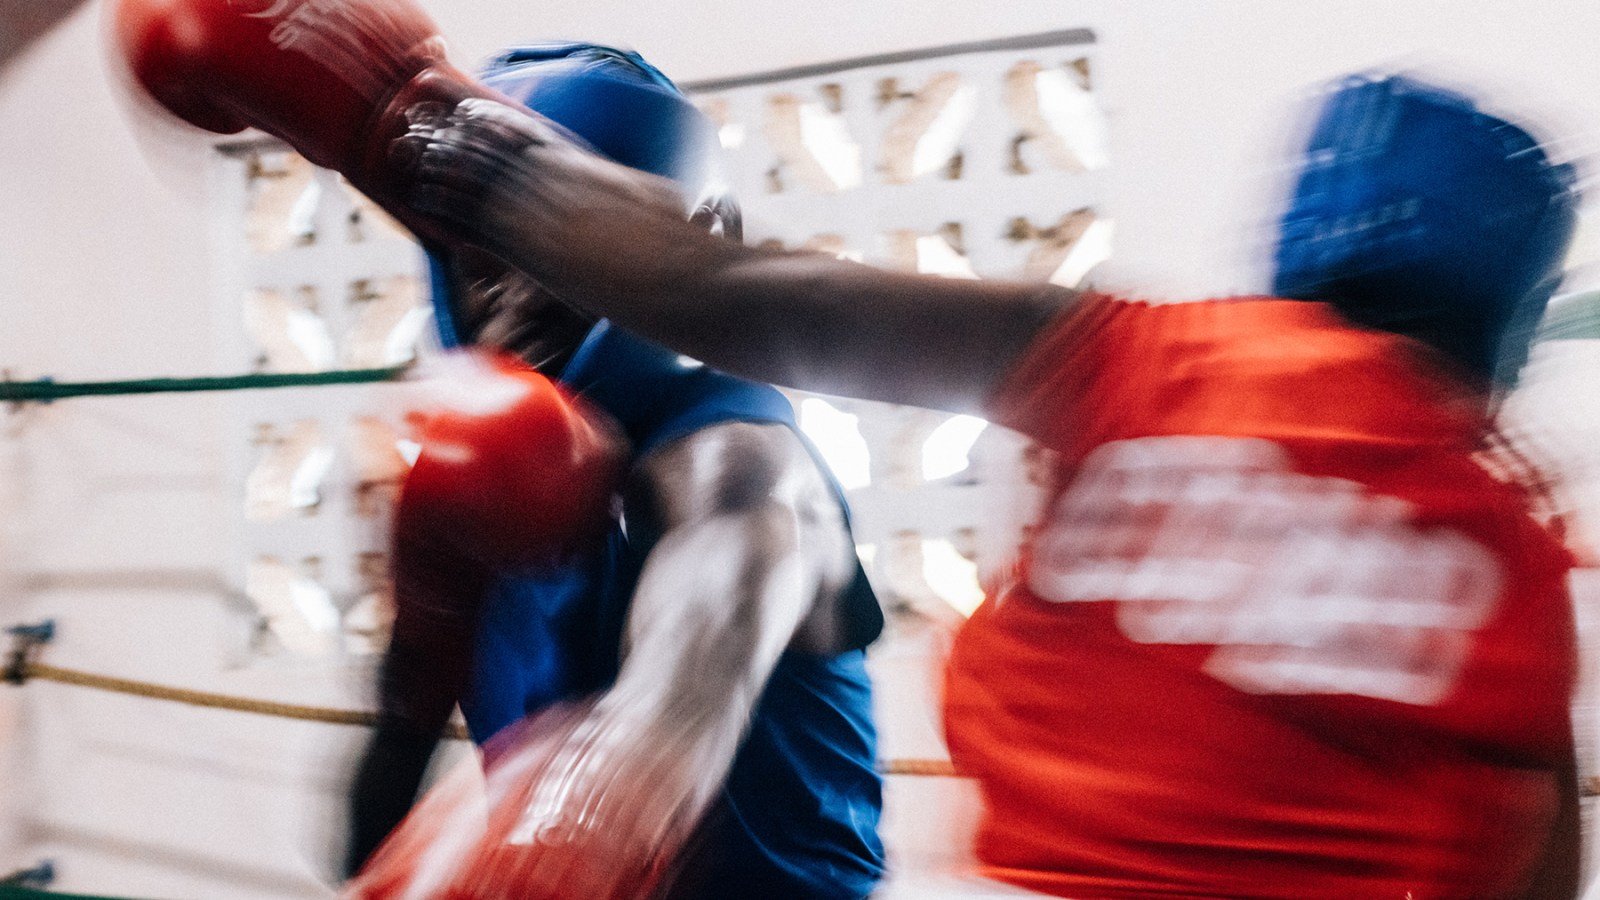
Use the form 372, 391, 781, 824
948, 295, 1575, 898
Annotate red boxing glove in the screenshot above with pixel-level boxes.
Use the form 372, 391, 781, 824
346, 700, 665, 900
113, 0, 502, 237
399, 350, 624, 572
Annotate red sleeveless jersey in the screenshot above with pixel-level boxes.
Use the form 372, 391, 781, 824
946, 295, 1576, 899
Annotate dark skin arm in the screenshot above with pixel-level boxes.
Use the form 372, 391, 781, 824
393, 98, 1073, 414
344, 529, 491, 877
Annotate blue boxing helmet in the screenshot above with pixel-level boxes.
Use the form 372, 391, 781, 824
429, 43, 738, 350
1272, 74, 1579, 385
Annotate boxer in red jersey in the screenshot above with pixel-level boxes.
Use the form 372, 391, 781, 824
392, 74, 1579, 897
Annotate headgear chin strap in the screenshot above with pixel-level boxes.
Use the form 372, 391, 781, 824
1273, 74, 1579, 385
430, 43, 739, 348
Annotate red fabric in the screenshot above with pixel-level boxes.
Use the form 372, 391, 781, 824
947, 295, 1576, 898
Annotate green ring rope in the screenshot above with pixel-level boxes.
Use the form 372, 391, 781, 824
0, 367, 409, 404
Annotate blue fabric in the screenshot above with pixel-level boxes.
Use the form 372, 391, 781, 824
422, 241, 465, 349
560, 320, 793, 454
1272, 74, 1578, 383
462, 321, 886, 898
479, 45, 718, 191
458, 565, 597, 745
671, 652, 884, 898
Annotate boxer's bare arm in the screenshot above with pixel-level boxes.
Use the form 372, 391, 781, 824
0, 0, 88, 70
346, 541, 489, 877
514, 420, 855, 879
396, 98, 1072, 414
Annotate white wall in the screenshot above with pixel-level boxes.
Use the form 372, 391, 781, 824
1, 1, 1598, 896
429, 0, 1600, 295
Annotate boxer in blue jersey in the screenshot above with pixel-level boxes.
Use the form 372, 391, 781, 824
346, 45, 885, 899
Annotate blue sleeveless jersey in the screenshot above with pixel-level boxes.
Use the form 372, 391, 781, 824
460, 322, 886, 899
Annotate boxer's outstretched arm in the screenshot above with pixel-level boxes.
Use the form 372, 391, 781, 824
510, 421, 855, 893
395, 98, 1072, 414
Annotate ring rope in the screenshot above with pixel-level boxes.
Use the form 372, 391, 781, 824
0, 887, 122, 900
0, 366, 409, 404
9, 659, 959, 778
18, 660, 458, 735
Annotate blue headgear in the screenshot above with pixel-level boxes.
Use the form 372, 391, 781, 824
1272, 74, 1579, 384
429, 43, 736, 348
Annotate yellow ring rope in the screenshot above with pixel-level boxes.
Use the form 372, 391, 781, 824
19, 660, 1593, 786
21, 661, 459, 736
13, 661, 959, 777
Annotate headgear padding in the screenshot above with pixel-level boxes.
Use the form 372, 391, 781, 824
1273, 74, 1578, 383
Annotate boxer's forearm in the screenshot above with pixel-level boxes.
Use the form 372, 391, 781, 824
345, 714, 438, 877
377, 542, 488, 734
346, 629, 469, 876
345, 543, 487, 875
558, 234, 1071, 414
507, 201, 1072, 414
398, 97, 1071, 413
